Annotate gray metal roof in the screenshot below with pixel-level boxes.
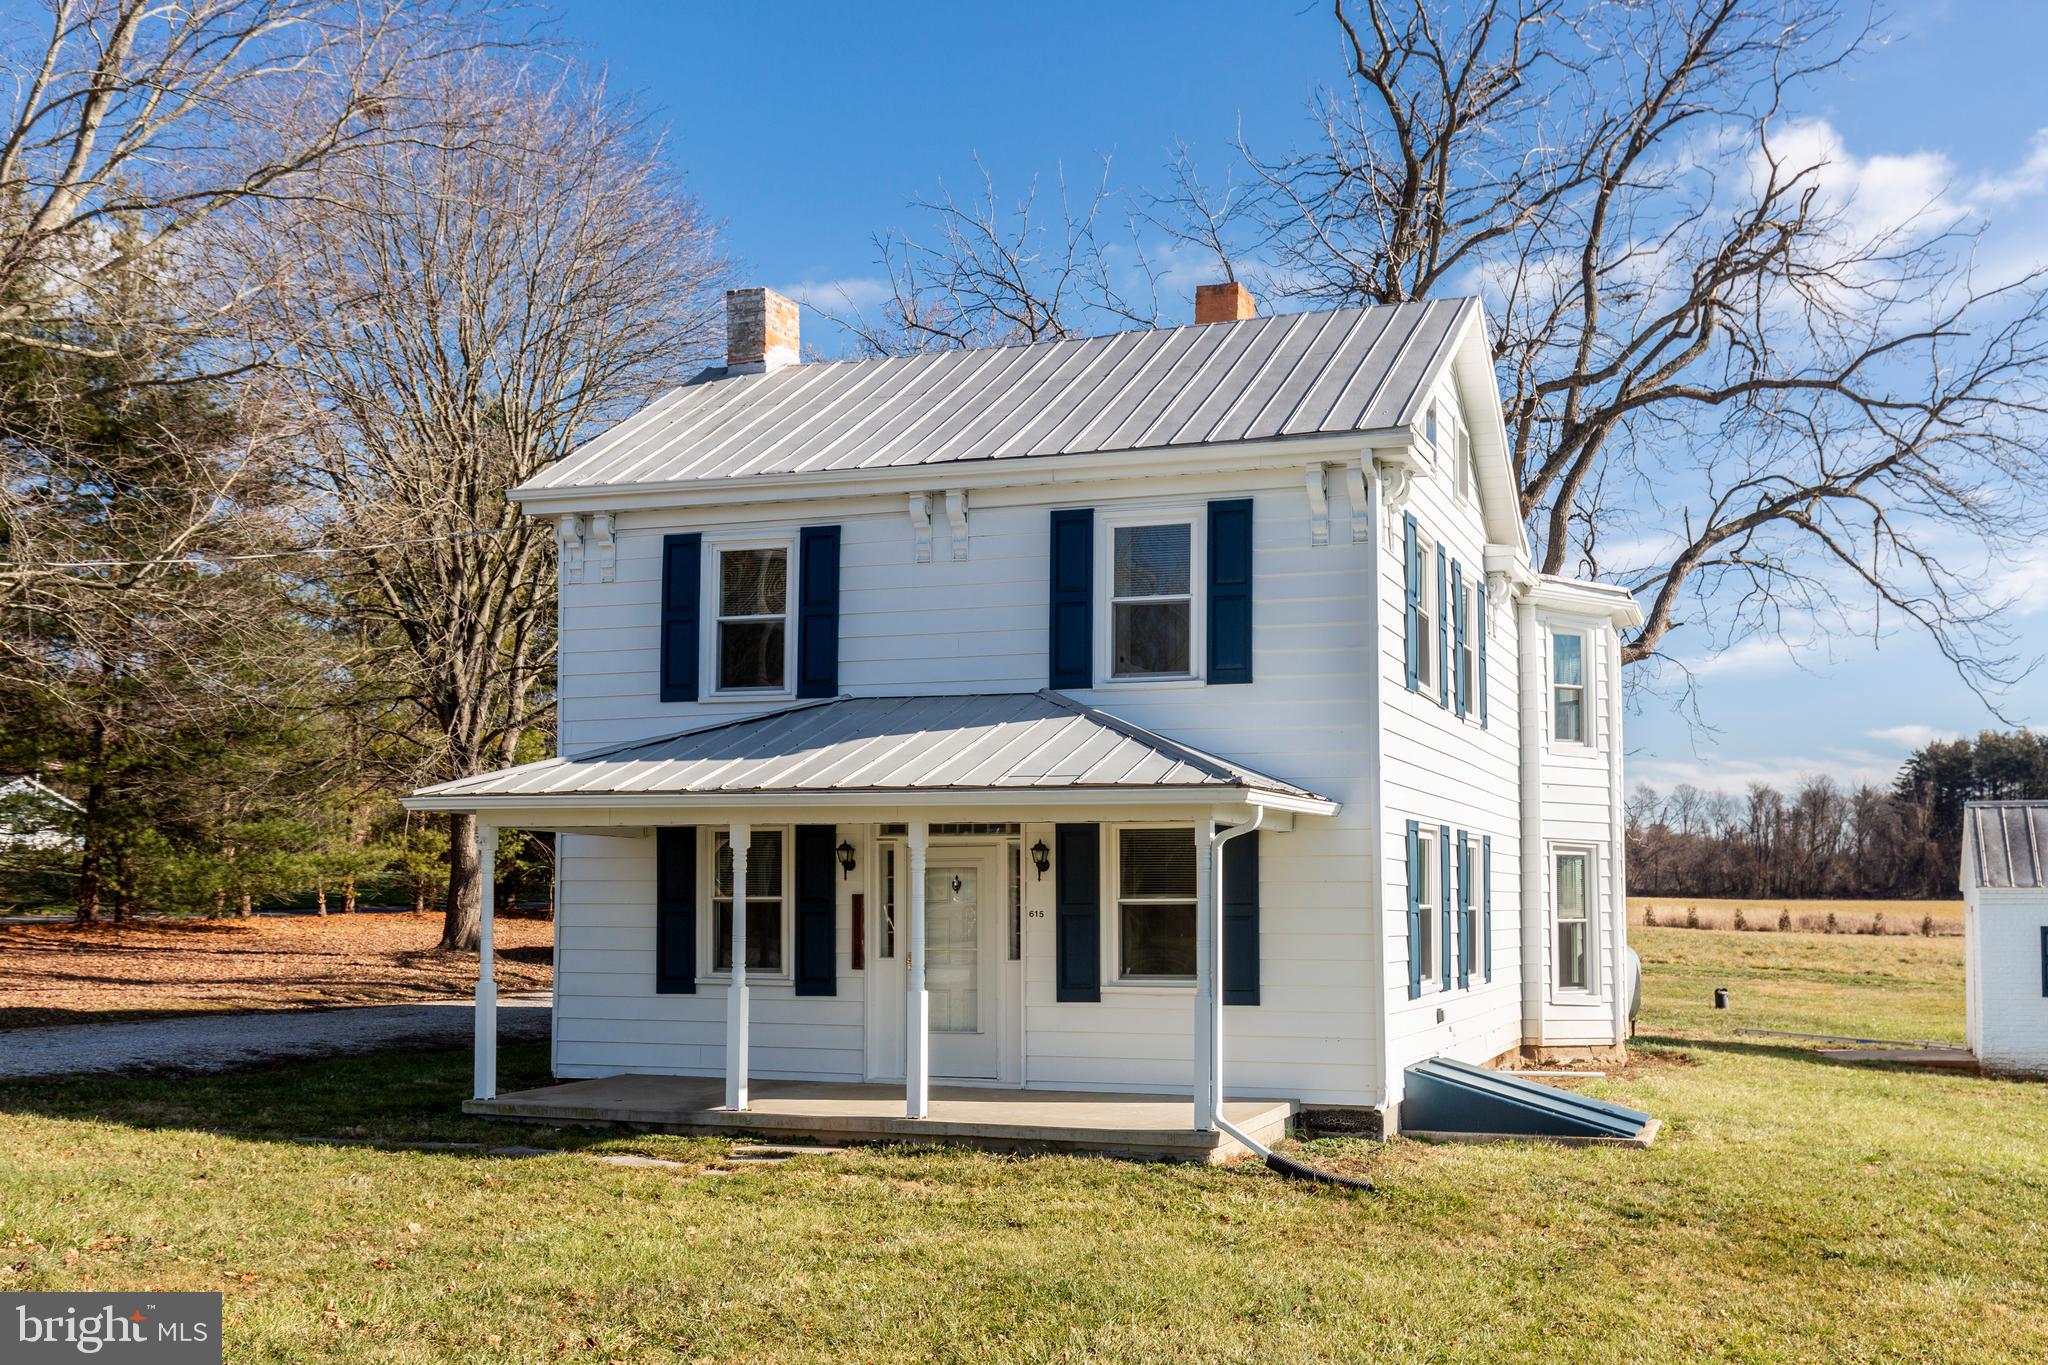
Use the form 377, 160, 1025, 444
1966, 801, 2048, 890
517, 299, 1478, 496
407, 692, 1334, 810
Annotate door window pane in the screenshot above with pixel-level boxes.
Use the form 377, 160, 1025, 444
926, 867, 979, 1033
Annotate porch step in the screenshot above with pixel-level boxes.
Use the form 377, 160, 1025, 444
465, 1076, 1297, 1164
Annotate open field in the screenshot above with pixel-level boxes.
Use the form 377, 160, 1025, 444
1629, 894, 1962, 935
0, 913, 553, 1030
2, 925, 2045, 1361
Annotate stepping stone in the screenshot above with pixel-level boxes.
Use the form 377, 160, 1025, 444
593, 1153, 696, 1170
486, 1146, 555, 1158
730, 1144, 848, 1158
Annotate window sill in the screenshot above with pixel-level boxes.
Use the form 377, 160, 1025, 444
701, 690, 796, 705
1089, 676, 1206, 692
695, 974, 795, 988
1103, 980, 1197, 994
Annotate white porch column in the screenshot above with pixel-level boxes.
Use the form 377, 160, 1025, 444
905, 820, 930, 1119
473, 823, 499, 1102
1192, 812, 1217, 1131
725, 822, 750, 1111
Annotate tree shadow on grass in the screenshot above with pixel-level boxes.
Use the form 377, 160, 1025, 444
0, 1042, 681, 1158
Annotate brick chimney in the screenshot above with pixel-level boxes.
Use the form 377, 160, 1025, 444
726, 286, 800, 373
1195, 281, 1256, 324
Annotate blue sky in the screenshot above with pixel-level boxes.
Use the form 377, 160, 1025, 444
554, 1, 2046, 795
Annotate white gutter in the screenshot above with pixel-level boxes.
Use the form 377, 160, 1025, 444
401, 785, 1338, 818
1518, 592, 1545, 1048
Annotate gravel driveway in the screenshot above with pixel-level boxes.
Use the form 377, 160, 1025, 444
0, 992, 551, 1080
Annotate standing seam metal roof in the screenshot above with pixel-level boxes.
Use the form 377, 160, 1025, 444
407, 692, 1332, 807
1966, 801, 2048, 890
517, 299, 1477, 495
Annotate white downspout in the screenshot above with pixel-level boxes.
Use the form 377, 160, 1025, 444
1517, 595, 1545, 1053
1205, 805, 1265, 1154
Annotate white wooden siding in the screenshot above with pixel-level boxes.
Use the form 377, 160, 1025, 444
551, 469, 1384, 1106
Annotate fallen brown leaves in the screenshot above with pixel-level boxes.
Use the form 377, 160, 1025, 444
0, 912, 552, 1028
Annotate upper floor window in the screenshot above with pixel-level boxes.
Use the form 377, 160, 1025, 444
1110, 521, 1195, 679
1425, 402, 1439, 450
1415, 539, 1435, 690
1458, 580, 1476, 714
1117, 826, 1198, 980
712, 827, 786, 974
1552, 629, 1588, 744
1554, 848, 1591, 991
1457, 428, 1475, 502
715, 544, 790, 692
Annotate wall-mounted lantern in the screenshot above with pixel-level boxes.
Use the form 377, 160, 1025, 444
1029, 839, 1050, 880
836, 840, 857, 879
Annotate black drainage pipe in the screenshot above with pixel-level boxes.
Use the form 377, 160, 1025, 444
1262, 1150, 1376, 1191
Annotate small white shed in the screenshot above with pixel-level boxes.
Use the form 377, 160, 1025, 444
1962, 801, 2048, 1076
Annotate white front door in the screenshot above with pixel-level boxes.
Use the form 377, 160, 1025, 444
924, 850, 1000, 1079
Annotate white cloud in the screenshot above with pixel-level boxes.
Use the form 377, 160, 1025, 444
1632, 747, 1904, 795
1968, 129, 2048, 206
1989, 542, 2048, 616
1867, 723, 1958, 749
780, 276, 893, 314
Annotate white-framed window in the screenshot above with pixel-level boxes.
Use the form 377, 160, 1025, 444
1415, 825, 1438, 989
1553, 847, 1593, 992
878, 842, 898, 958
1101, 513, 1203, 681
1415, 539, 1435, 690
1455, 427, 1472, 501
1552, 628, 1589, 744
707, 827, 789, 976
1113, 825, 1198, 981
1458, 579, 1476, 715
706, 538, 795, 695
1425, 401, 1439, 450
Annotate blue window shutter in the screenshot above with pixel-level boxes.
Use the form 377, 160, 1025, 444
796, 525, 840, 699
1207, 498, 1254, 685
655, 827, 697, 993
1403, 514, 1420, 691
1223, 830, 1260, 1005
1482, 835, 1494, 982
659, 534, 701, 703
1055, 823, 1100, 1001
1452, 560, 1467, 719
1457, 833, 1472, 989
793, 825, 837, 996
1440, 822, 1453, 991
1405, 820, 1422, 1000
1436, 546, 1450, 708
1477, 579, 1489, 728
1048, 509, 1094, 689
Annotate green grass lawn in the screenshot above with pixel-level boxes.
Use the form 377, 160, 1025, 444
3, 928, 2046, 1362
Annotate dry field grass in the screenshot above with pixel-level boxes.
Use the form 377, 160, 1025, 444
1627, 894, 1962, 935
0, 912, 552, 1029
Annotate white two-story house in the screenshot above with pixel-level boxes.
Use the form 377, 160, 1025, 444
407, 283, 1642, 1151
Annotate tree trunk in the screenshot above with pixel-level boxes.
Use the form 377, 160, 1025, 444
73, 774, 108, 924
112, 846, 134, 922
315, 883, 327, 915
441, 811, 481, 951
343, 873, 357, 914
211, 886, 226, 918
238, 885, 253, 917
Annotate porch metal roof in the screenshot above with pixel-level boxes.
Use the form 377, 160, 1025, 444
1966, 801, 2048, 890
515, 299, 1476, 497
405, 692, 1335, 814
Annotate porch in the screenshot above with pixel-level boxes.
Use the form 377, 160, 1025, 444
467, 1074, 1296, 1163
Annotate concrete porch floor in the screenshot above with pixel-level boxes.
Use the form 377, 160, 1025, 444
467, 1075, 1297, 1163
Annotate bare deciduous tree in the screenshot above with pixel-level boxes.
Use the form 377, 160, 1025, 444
814, 156, 1159, 356
247, 61, 728, 950
1216, 0, 2048, 698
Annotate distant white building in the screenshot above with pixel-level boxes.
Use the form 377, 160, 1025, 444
0, 775, 82, 853
1962, 801, 2048, 1077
